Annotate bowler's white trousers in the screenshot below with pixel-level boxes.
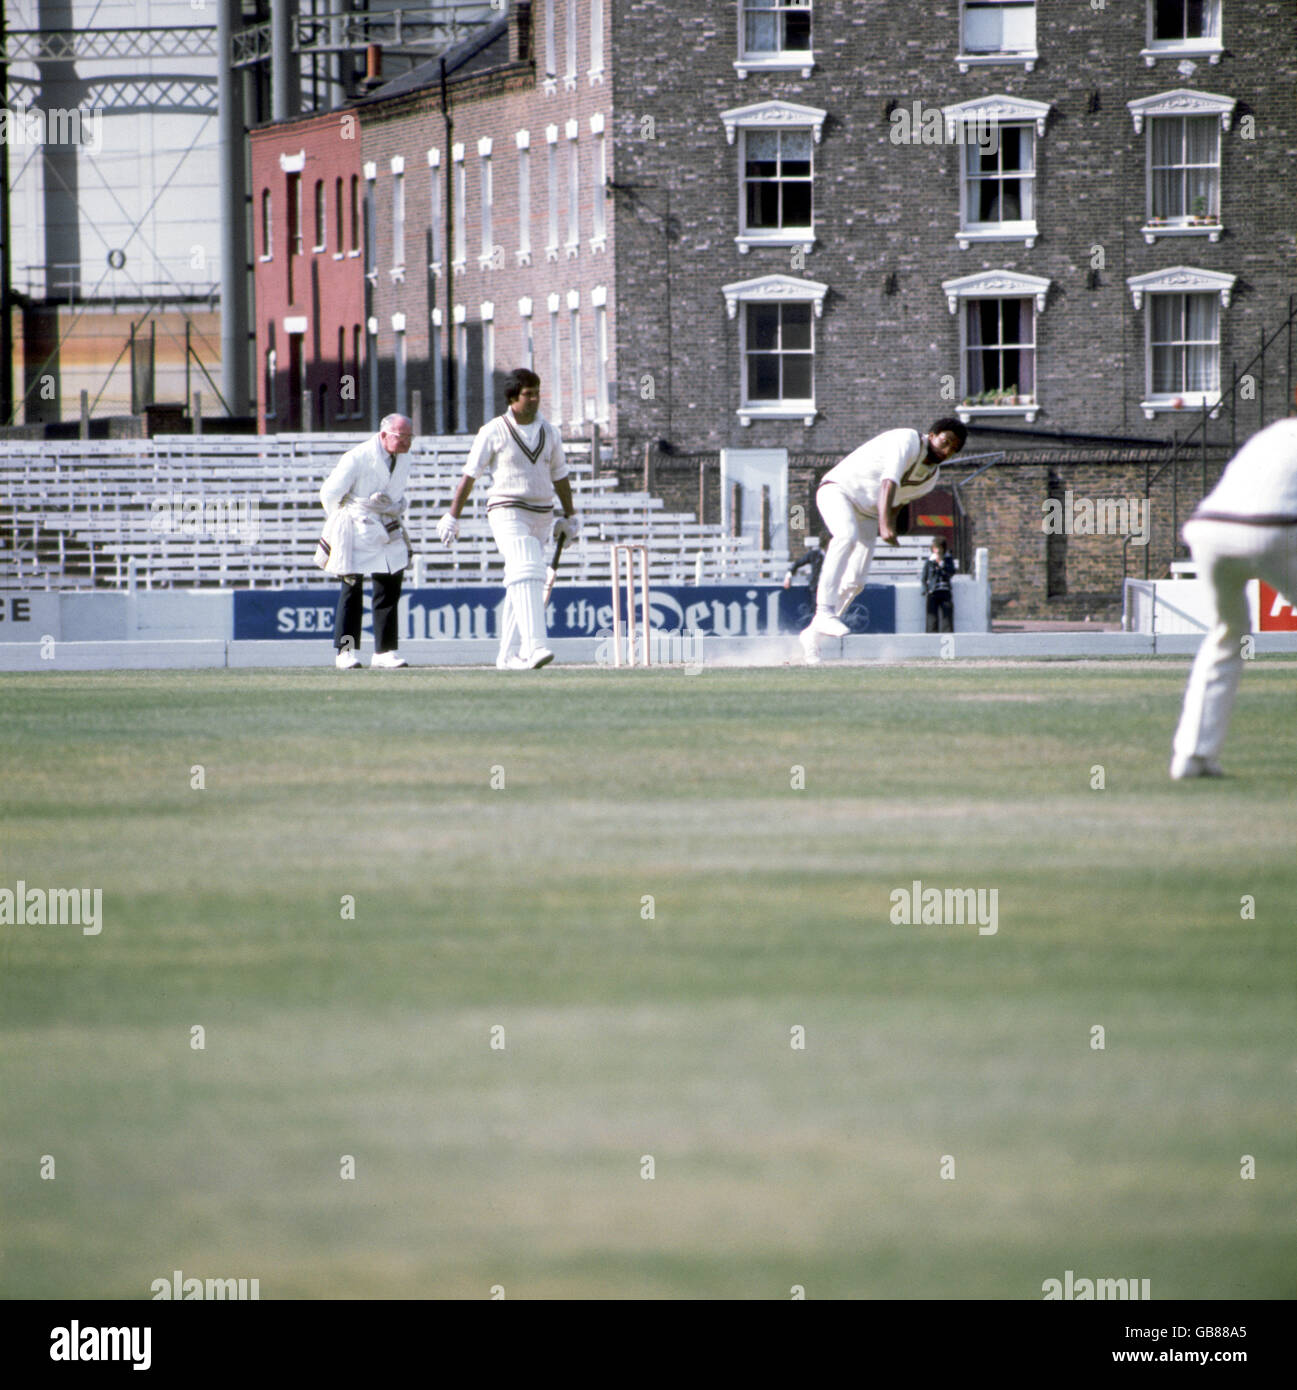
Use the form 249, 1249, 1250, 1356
814, 483, 880, 616
1172, 517, 1297, 761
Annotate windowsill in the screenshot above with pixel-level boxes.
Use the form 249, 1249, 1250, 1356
451, 259, 467, 274
516, 250, 532, 267
563, 74, 577, 92
313, 245, 326, 255
956, 225, 1038, 250
738, 403, 817, 427
957, 402, 1040, 424
956, 51, 1038, 74
588, 67, 605, 86
258, 255, 272, 263
389, 266, 406, 285
589, 236, 607, 254
734, 53, 816, 80
346, 250, 361, 258
1140, 42, 1223, 67
543, 77, 558, 95
332, 253, 344, 261
429, 263, 442, 277
546, 246, 559, 263
737, 232, 815, 255
478, 254, 498, 270
565, 242, 580, 259
1140, 394, 1221, 421
1141, 221, 1222, 244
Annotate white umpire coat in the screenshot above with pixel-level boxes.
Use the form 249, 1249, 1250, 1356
318, 434, 412, 575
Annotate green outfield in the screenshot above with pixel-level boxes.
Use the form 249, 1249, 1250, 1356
2, 661, 1294, 1300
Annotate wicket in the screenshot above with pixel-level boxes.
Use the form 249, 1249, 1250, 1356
610, 542, 651, 667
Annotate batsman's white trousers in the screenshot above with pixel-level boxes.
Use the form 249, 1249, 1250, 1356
489, 505, 553, 660
1172, 517, 1297, 761
815, 483, 879, 615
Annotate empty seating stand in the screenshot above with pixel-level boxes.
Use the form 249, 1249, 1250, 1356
0, 434, 791, 591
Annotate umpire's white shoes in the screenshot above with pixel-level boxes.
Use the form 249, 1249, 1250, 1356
1169, 753, 1224, 779
335, 650, 362, 670
799, 627, 823, 666
810, 612, 850, 638
371, 650, 409, 669
509, 646, 555, 670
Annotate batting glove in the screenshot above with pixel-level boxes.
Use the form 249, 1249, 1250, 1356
553, 513, 581, 545
437, 513, 460, 545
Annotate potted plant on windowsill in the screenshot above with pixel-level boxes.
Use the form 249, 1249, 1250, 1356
1189, 195, 1209, 226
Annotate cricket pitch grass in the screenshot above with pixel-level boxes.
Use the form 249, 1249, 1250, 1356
2, 661, 1294, 1300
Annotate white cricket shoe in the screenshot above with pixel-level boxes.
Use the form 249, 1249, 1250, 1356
371, 650, 409, 669
509, 646, 555, 670
335, 651, 362, 670
811, 612, 850, 638
799, 627, 823, 666
1169, 754, 1223, 780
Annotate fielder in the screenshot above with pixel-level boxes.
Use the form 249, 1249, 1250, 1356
317, 412, 414, 669
1170, 411, 1297, 778
801, 418, 968, 663
438, 369, 579, 670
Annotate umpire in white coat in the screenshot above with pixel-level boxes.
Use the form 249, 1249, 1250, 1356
318, 413, 414, 669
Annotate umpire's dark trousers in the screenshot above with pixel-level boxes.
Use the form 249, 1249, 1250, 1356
334, 571, 403, 654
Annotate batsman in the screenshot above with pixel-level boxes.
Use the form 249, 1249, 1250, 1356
438, 368, 579, 669
801, 417, 967, 663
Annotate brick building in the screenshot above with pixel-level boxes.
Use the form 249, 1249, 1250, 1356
249, 1, 1297, 616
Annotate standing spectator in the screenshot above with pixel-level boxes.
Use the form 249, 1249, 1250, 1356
783, 536, 825, 591
922, 537, 956, 633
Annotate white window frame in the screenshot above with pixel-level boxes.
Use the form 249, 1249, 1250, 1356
736, 0, 814, 80
478, 138, 495, 269
452, 144, 466, 272
568, 291, 584, 424
590, 114, 607, 252
431, 308, 445, 433
543, 0, 558, 94
515, 132, 532, 266
957, 1, 1038, 74
1128, 90, 1234, 243
592, 285, 610, 424
390, 156, 405, 283
943, 96, 1049, 249
721, 274, 826, 426
721, 101, 825, 255
565, 0, 578, 91
454, 304, 468, 434
427, 148, 442, 276
362, 162, 377, 283
547, 292, 563, 425
545, 126, 560, 262
565, 120, 580, 257
264, 345, 277, 418
481, 302, 495, 412
519, 297, 535, 372
392, 312, 407, 416
589, 0, 605, 83
1142, 0, 1223, 66
1126, 266, 1234, 418
941, 270, 1050, 422
260, 188, 272, 262
313, 179, 326, 252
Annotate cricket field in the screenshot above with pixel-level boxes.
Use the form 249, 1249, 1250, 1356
2, 661, 1294, 1300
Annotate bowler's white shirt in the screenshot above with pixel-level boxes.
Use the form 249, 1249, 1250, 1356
1195, 418, 1297, 520
821, 428, 942, 516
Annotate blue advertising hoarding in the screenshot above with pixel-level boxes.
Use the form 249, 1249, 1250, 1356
233, 584, 896, 640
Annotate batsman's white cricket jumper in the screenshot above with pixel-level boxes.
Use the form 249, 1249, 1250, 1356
463, 412, 568, 512
319, 434, 412, 574
1172, 417, 1297, 770
463, 412, 568, 663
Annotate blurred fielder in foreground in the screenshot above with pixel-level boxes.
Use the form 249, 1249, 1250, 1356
801, 418, 967, 663
438, 369, 580, 670
1170, 409, 1297, 778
